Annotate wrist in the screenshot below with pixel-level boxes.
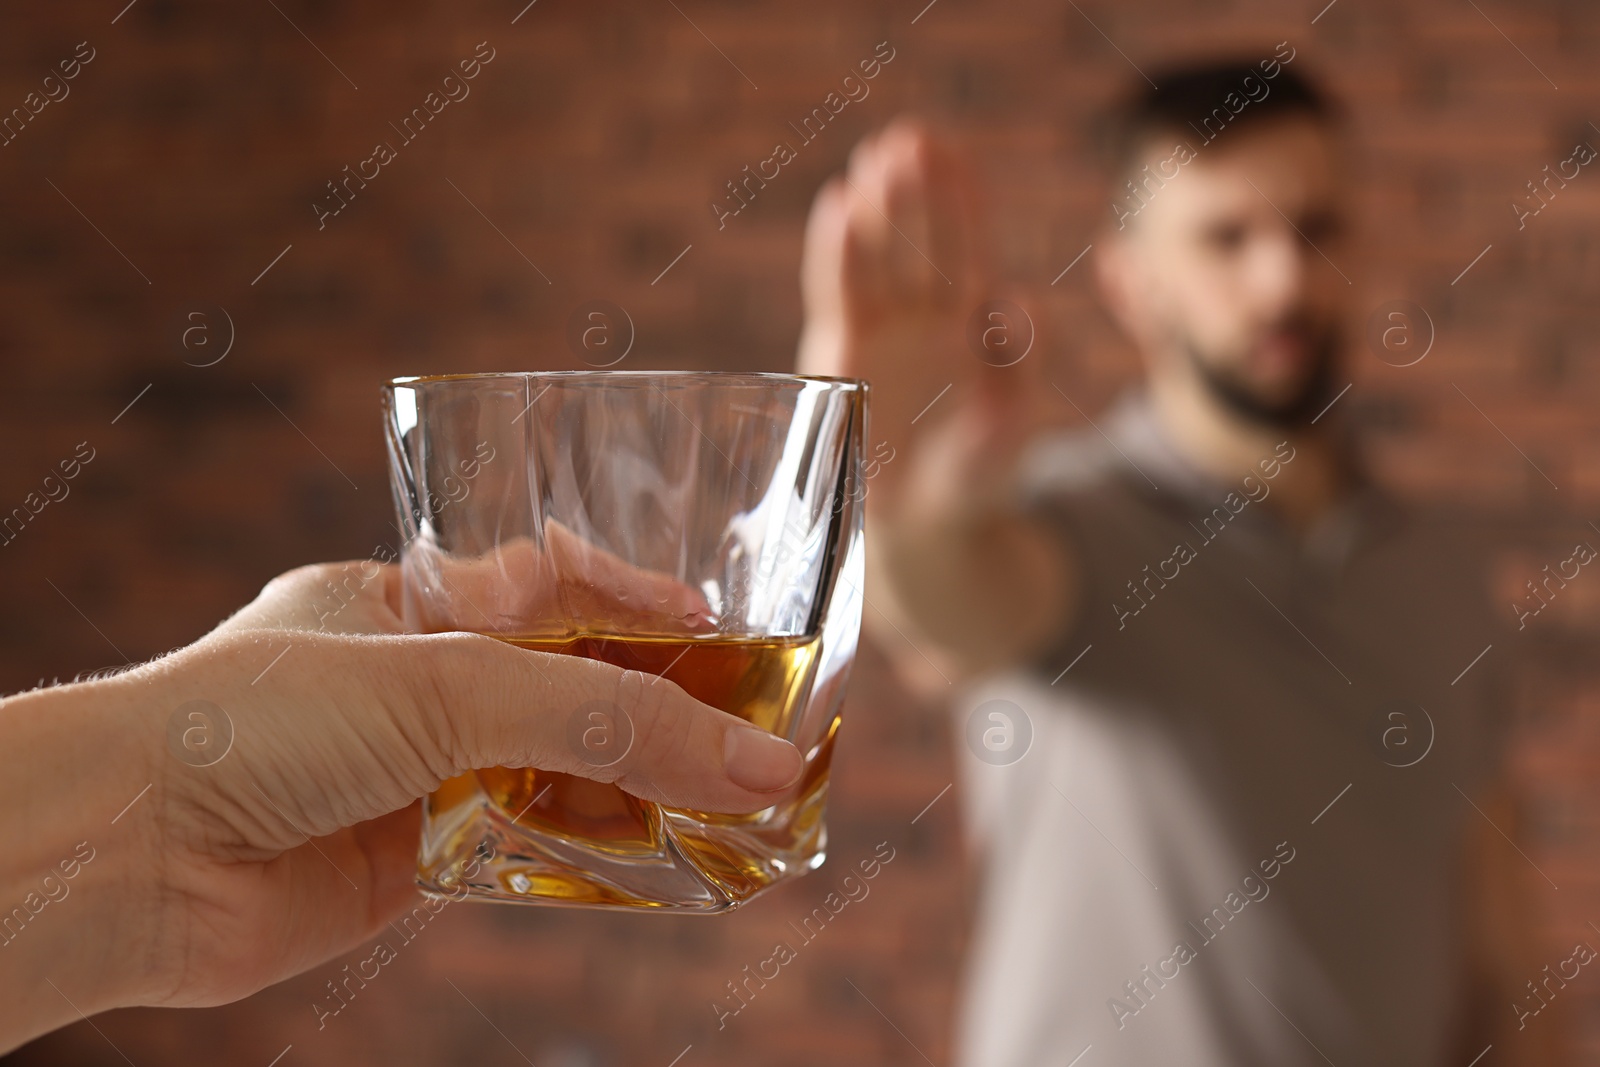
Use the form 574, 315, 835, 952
0, 669, 168, 1049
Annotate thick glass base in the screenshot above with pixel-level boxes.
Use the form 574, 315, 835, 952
418, 767, 831, 913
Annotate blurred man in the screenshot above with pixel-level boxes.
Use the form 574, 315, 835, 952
797, 58, 1567, 1066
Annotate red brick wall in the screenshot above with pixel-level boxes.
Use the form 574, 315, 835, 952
4, 0, 1600, 1063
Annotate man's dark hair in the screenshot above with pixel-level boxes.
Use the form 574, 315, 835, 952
1097, 54, 1340, 176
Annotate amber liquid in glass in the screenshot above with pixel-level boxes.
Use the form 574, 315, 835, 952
426, 632, 835, 908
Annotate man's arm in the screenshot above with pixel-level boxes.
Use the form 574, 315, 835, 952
796, 119, 1077, 686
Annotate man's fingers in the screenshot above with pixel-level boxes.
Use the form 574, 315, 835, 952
917, 128, 990, 292
871, 118, 987, 303
801, 116, 995, 353
849, 125, 936, 306
873, 131, 941, 299
800, 176, 854, 338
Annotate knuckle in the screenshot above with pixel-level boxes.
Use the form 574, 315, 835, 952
263, 561, 337, 596
616, 672, 693, 769
422, 629, 504, 693
403, 631, 496, 771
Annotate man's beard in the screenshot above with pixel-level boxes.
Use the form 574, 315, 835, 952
1184, 323, 1342, 430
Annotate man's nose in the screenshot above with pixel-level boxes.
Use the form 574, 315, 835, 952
1246, 224, 1313, 317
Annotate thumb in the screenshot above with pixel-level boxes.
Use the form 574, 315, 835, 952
186, 629, 807, 847
407, 632, 806, 814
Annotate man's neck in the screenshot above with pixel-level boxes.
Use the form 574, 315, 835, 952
1148, 375, 1351, 535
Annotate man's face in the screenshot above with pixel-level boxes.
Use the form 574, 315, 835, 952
1101, 116, 1350, 428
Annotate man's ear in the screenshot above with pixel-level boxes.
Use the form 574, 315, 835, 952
1093, 231, 1145, 346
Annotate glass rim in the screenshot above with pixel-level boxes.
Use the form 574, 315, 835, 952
386, 370, 867, 390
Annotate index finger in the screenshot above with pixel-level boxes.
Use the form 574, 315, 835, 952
404, 524, 719, 638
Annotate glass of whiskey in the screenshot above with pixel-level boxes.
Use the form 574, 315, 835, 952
383, 371, 867, 912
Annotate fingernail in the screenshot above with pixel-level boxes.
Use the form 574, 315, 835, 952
724, 727, 804, 792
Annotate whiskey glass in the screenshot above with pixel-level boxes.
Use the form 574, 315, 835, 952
383, 371, 867, 912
